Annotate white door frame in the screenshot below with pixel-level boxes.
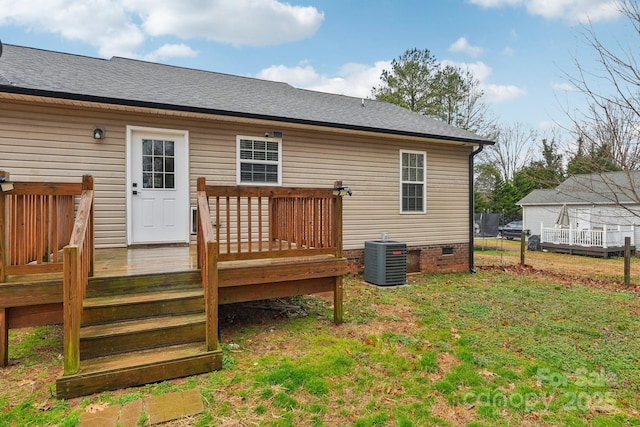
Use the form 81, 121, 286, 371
126, 125, 190, 245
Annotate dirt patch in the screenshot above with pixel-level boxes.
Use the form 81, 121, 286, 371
428, 352, 460, 382
430, 395, 476, 426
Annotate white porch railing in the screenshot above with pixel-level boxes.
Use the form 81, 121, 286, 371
540, 223, 635, 248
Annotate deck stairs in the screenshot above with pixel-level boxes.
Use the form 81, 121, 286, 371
56, 271, 222, 399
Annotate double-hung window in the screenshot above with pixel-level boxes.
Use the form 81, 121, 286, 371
400, 150, 426, 213
237, 136, 282, 185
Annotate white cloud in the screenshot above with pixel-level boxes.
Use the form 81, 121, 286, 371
502, 46, 515, 56
442, 60, 526, 103
551, 82, 578, 92
467, 0, 621, 23
0, 0, 323, 57
449, 37, 484, 57
259, 59, 526, 105
256, 60, 391, 98
143, 44, 198, 62
138, 0, 324, 47
0, 0, 145, 57
484, 83, 527, 103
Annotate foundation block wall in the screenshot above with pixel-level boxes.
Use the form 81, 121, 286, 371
344, 242, 470, 275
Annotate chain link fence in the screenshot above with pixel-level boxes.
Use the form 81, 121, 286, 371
474, 236, 640, 286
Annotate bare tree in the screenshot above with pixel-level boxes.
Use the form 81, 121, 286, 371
559, 0, 640, 211
478, 122, 537, 181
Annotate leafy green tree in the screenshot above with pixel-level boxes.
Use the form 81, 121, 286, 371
372, 48, 489, 133
517, 138, 564, 189
373, 48, 439, 113
566, 136, 623, 176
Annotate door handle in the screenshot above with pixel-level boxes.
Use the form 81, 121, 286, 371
132, 190, 138, 195
132, 182, 138, 195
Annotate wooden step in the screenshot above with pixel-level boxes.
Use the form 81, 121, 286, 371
86, 271, 201, 298
80, 313, 206, 359
56, 343, 222, 399
82, 289, 205, 325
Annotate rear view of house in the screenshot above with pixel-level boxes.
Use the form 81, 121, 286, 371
0, 42, 493, 397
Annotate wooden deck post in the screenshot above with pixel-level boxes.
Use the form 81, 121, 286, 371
624, 236, 631, 286
196, 178, 206, 270
0, 307, 7, 366
63, 245, 81, 375
0, 171, 8, 283
333, 181, 344, 325
205, 241, 219, 351
82, 175, 95, 277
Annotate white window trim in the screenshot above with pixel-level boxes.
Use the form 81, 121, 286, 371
399, 149, 427, 214
236, 135, 283, 186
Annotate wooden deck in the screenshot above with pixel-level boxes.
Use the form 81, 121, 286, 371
1, 175, 349, 398
541, 242, 635, 258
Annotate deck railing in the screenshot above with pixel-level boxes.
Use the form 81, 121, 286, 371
541, 223, 635, 248
62, 176, 95, 376
195, 178, 345, 325
196, 179, 219, 353
0, 171, 84, 281
199, 180, 343, 261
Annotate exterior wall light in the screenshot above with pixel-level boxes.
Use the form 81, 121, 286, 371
93, 127, 105, 140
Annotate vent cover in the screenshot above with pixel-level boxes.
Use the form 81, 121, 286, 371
364, 241, 407, 286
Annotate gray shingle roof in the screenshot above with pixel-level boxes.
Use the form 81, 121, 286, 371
0, 43, 492, 144
518, 171, 640, 205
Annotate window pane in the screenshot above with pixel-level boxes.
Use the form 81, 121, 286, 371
165, 157, 174, 172
143, 173, 153, 188
154, 173, 163, 188
165, 141, 174, 157
154, 140, 163, 155
165, 173, 175, 189
143, 156, 152, 172
402, 183, 423, 212
143, 140, 152, 155
154, 157, 164, 172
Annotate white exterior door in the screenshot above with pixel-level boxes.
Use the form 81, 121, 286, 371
128, 127, 190, 245
575, 208, 591, 230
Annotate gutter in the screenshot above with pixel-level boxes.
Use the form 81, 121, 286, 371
469, 142, 486, 274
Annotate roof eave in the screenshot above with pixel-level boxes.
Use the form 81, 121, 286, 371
0, 85, 494, 146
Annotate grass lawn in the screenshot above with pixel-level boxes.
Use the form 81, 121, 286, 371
1, 266, 639, 426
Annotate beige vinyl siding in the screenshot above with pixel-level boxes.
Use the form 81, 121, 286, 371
1, 98, 471, 250
277, 128, 470, 249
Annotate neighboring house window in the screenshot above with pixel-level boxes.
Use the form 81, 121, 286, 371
400, 150, 426, 213
236, 136, 282, 185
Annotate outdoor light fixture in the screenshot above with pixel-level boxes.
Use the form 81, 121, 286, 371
93, 127, 105, 140
333, 185, 352, 197
0, 176, 13, 192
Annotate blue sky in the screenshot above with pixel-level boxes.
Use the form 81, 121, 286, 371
0, 0, 630, 140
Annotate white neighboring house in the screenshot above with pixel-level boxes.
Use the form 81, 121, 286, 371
518, 171, 640, 254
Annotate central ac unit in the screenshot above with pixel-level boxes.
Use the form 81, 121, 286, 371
364, 241, 407, 286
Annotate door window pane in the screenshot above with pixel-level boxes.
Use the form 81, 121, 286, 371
141, 138, 176, 189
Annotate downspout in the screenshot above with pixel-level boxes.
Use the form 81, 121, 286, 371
469, 142, 485, 273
